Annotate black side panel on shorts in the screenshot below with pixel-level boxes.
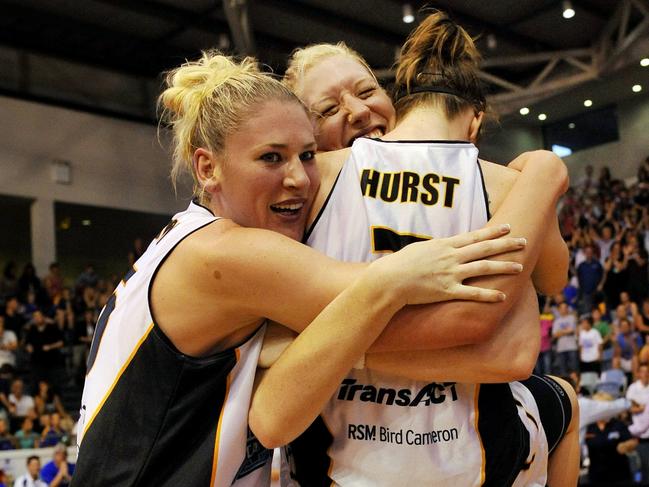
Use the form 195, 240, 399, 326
72, 330, 236, 487
287, 416, 334, 487
519, 374, 572, 453
478, 384, 530, 487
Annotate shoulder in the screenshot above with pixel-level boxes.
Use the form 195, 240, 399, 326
310, 148, 351, 223
478, 160, 519, 214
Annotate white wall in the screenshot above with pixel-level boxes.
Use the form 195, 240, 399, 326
0, 96, 183, 215
0, 95, 187, 274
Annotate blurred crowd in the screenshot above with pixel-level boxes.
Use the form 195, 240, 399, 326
540, 157, 649, 485
0, 258, 124, 456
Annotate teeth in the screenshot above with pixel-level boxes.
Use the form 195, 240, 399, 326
271, 202, 303, 211
364, 128, 384, 138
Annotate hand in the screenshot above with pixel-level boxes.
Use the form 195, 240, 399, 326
370, 224, 526, 307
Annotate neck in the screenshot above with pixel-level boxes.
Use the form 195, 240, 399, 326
383, 106, 471, 142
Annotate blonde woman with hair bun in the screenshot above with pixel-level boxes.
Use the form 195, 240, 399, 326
72, 51, 530, 486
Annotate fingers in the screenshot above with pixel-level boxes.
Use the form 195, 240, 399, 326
455, 237, 526, 263
458, 260, 523, 280
449, 285, 506, 303
447, 224, 511, 248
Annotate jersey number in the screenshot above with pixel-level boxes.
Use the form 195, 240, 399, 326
371, 226, 432, 253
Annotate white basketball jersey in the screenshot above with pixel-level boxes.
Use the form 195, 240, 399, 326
75, 201, 271, 487
288, 138, 546, 487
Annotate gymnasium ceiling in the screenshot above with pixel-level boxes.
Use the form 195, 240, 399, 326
1, 0, 648, 123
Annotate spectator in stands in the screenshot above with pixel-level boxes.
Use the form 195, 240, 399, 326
13, 455, 47, 487
2, 379, 36, 430
15, 417, 39, 449
535, 301, 553, 375
24, 310, 65, 387
598, 356, 628, 398
34, 381, 67, 419
17, 264, 44, 308
579, 315, 603, 375
552, 302, 579, 375
127, 237, 145, 267
577, 244, 604, 315
585, 413, 637, 486
53, 289, 73, 332
69, 310, 93, 384
638, 297, 649, 337
0, 263, 17, 302
623, 232, 649, 304
74, 265, 97, 293
3, 297, 25, 337
0, 316, 17, 370
592, 307, 613, 371
616, 318, 640, 384
40, 443, 74, 487
592, 222, 615, 265
40, 413, 65, 448
0, 418, 16, 450
42, 264, 63, 305
627, 363, 649, 481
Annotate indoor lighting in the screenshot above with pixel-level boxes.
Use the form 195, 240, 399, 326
562, 0, 575, 19
633, 84, 642, 93
568, 122, 576, 129
641, 58, 649, 67
519, 107, 530, 115
402, 3, 414, 23
584, 99, 593, 107
538, 113, 547, 121
487, 34, 497, 50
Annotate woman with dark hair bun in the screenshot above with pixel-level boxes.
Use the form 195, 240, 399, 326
259, 10, 579, 486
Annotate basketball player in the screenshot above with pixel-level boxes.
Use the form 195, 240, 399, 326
254, 12, 578, 487
71, 53, 529, 487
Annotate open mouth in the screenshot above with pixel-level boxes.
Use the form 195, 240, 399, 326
270, 201, 304, 216
348, 126, 385, 146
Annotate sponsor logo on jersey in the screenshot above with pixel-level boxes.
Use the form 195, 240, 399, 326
360, 168, 460, 207
337, 378, 458, 406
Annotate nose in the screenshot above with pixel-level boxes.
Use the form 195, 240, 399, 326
343, 95, 371, 126
283, 158, 310, 190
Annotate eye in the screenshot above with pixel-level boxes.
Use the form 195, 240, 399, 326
357, 87, 376, 99
260, 152, 281, 163
320, 105, 340, 117
300, 150, 316, 162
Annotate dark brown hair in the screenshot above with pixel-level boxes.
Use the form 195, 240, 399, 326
394, 10, 486, 120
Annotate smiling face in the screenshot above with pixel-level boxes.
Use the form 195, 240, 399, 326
298, 55, 396, 151
206, 100, 319, 241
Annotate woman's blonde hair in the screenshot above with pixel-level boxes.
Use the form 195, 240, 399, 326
283, 42, 375, 98
158, 51, 302, 198
394, 11, 487, 121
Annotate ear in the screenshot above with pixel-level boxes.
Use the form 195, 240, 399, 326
468, 111, 484, 144
193, 148, 222, 193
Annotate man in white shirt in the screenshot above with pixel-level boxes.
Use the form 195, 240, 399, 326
579, 316, 603, 374
8, 379, 35, 418
627, 363, 649, 481
13, 455, 47, 487
0, 316, 18, 368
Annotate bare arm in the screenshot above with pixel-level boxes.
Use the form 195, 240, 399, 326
364, 282, 539, 382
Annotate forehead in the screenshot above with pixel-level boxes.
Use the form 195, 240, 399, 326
225, 100, 314, 150
301, 55, 374, 106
